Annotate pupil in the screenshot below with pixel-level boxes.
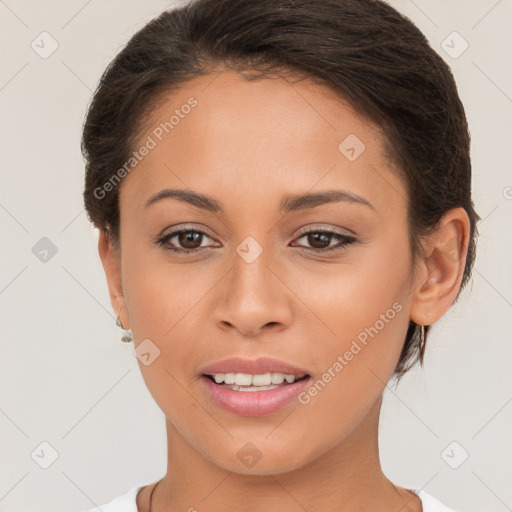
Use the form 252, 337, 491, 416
180, 232, 201, 248
309, 233, 330, 249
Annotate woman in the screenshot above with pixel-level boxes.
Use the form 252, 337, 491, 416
81, 0, 478, 510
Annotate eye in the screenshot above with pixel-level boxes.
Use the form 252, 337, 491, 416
291, 228, 357, 252
154, 226, 357, 254
154, 227, 216, 254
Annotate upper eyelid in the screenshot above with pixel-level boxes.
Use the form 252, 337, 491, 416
295, 224, 355, 237
160, 226, 355, 250
162, 225, 353, 241
162, 225, 217, 241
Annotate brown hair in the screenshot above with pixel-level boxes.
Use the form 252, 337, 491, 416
81, 0, 479, 381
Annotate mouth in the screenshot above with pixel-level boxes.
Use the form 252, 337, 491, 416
202, 372, 310, 392
200, 372, 312, 416
198, 357, 311, 415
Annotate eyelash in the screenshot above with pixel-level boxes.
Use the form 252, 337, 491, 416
153, 226, 357, 254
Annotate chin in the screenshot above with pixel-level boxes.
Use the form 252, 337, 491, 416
205, 441, 312, 476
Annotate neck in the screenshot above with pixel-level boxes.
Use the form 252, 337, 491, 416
149, 395, 420, 512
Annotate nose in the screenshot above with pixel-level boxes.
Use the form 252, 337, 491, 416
213, 246, 293, 339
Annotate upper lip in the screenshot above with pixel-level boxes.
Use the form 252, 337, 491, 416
200, 357, 309, 378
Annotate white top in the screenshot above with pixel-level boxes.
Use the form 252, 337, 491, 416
84, 483, 458, 511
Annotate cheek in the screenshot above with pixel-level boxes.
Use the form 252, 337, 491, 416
293, 229, 411, 339
121, 257, 205, 423
290, 241, 412, 415
121, 240, 200, 337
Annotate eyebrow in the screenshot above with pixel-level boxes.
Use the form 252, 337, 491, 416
144, 188, 375, 213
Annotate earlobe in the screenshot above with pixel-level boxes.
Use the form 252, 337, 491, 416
410, 207, 470, 326
97, 228, 130, 330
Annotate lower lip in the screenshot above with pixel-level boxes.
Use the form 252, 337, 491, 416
200, 375, 311, 417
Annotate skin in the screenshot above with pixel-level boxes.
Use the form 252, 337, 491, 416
98, 69, 470, 512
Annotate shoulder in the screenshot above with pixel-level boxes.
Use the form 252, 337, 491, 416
417, 489, 459, 512
83, 484, 145, 512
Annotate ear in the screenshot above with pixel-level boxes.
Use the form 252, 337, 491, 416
97, 228, 130, 330
409, 207, 471, 326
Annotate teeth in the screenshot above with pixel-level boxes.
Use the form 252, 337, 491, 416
222, 384, 281, 392
235, 373, 253, 386
211, 372, 300, 386
223, 373, 236, 385
271, 372, 285, 384
252, 373, 272, 386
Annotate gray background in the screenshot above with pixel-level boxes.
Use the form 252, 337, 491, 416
1, 1, 511, 511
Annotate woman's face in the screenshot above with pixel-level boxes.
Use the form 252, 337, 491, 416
107, 70, 421, 473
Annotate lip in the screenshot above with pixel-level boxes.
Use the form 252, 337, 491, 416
200, 373, 311, 417
199, 357, 309, 378
198, 357, 311, 417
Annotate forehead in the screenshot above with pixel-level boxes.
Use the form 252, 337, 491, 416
119, 70, 405, 217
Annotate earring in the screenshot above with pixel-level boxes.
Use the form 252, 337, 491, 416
116, 312, 133, 343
